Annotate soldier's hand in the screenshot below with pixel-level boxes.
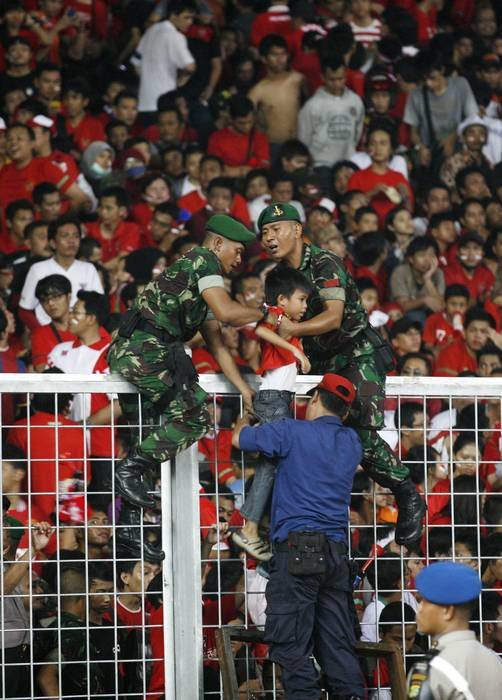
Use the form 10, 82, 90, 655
277, 316, 296, 338
294, 349, 311, 374
241, 387, 255, 414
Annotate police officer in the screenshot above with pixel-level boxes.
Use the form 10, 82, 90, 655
232, 373, 365, 700
407, 561, 502, 699
109, 214, 265, 558
257, 202, 425, 545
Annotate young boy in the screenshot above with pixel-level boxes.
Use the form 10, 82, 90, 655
232, 267, 312, 560
423, 283, 469, 354
445, 231, 495, 301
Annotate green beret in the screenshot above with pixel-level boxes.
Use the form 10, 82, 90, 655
257, 202, 302, 230
206, 214, 256, 245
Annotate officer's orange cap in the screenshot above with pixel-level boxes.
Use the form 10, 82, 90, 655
316, 373, 356, 405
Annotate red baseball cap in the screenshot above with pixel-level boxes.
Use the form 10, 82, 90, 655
316, 373, 356, 405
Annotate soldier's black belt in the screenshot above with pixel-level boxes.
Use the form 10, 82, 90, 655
118, 309, 176, 344
274, 537, 347, 554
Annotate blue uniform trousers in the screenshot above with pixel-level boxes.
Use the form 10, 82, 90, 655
264, 542, 365, 700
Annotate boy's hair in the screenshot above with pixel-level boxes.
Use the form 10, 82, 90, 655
6, 198, 34, 221
167, 1, 197, 17
1, 443, 27, 472
379, 601, 416, 629
429, 211, 457, 228
405, 444, 440, 485
105, 119, 128, 138
229, 95, 254, 119
366, 553, 402, 591
244, 168, 271, 191
99, 186, 129, 209
445, 284, 469, 302
406, 236, 439, 258
259, 33, 288, 57
452, 431, 479, 456
207, 177, 234, 196
278, 139, 311, 163
63, 78, 91, 100
116, 560, 139, 590
323, 54, 346, 74
264, 266, 313, 305
356, 276, 378, 294
88, 561, 114, 585
354, 206, 378, 224
79, 236, 102, 259
395, 401, 423, 430
354, 232, 386, 266
35, 273, 71, 300
77, 291, 109, 328
455, 165, 489, 194
24, 221, 48, 240
483, 495, 502, 527
231, 271, 261, 299
458, 197, 484, 219
397, 352, 432, 375
48, 214, 82, 241
477, 345, 502, 363
32, 368, 73, 414
113, 89, 138, 106
464, 307, 496, 330
200, 154, 224, 171
33, 182, 58, 206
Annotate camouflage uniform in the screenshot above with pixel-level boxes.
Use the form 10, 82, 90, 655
108, 246, 227, 462
297, 243, 408, 486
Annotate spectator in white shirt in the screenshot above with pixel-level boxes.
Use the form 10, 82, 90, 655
19, 215, 103, 328
133, 1, 197, 118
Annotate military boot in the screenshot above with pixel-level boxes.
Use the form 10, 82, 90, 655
393, 478, 427, 545
115, 449, 159, 509
116, 504, 164, 563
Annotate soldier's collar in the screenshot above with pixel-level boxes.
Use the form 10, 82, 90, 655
299, 243, 311, 272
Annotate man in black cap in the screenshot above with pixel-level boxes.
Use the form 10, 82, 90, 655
232, 373, 365, 700
108, 214, 266, 558
257, 202, 426, 545
407, 561, 502, 699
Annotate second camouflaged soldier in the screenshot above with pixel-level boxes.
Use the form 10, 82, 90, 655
257, 202, 426, 546
109, 214, 265, 559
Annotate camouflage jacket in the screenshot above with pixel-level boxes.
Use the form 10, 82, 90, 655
297, 243, 371, 362
133, 246, 225, 341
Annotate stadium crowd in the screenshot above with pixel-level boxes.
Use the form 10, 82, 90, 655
0, 0, 502, 697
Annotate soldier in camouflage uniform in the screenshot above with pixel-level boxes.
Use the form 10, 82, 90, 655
108, 214, 265, 559
257, 203, 426, 545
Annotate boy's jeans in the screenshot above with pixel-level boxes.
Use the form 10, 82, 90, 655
240, 390, 293, 524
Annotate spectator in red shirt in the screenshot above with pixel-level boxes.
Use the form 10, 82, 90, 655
85, 187, 140, 269
423, 283, 469, 355
435, 307, 495, 376
131, 173, 171, 236
250, 1, 292, 48
31, 273, 75, 372
0, 198, 33, 255
0, 122, 89, 216
477, 345, 502, 378
186, 177, 248, 242
347, 120, 413, 229
458, 198, 489, 240
445, 231, 495, 301
63, 78, 106, 155
428, 211, 458, 268
406, 444, 451, 525
208, 95, 270, 178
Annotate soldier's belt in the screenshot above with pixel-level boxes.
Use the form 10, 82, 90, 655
118, 309, 177, 344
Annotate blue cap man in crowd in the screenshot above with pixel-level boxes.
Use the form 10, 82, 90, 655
407, 561, 502, 699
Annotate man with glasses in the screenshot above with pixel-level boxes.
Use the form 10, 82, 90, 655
31, 273, 74, 371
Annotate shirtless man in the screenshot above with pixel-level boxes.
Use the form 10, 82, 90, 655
248, 34, 305, 150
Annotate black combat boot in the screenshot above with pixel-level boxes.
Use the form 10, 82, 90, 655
116, 504, 164, 562
393, 478, 427, 545
115, 449, 159, 509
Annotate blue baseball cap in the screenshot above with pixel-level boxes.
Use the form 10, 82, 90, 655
416, 562, 481, 605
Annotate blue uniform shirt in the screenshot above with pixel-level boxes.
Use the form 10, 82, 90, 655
240, 416, 362, 543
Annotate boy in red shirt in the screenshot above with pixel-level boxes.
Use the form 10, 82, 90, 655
423, 283, 469, 355
232, 267, 311, 560
31, 273, 75, 371
63, 78, 106, 155
434, 308, 494, 376
445, 231, 495, 301
0, 198, 34, 254
85, 186, 140, 269
207, 95, 270, 178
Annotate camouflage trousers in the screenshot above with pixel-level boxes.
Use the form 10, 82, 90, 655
108, 332, 211, 462
312, 352, 409, 487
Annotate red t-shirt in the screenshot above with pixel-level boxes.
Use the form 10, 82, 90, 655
39, 149, 80, 184
259, 322, 302, 374
85, 220, 141, 262
250, 8, 292, 47
192, 347, 221, 374
207, 127, 270, 168
347, 167, 413, 229
8, 411, 87, 520
0, 234, 27, 255
411, 5, 438, 44
423, 312, 462, 348
31, 323, 76, 369
444, 261, 495, 300
354, 265, 387, 302
0, 157, 72, 213
147, 605, 164, 700
65, 114, 106, 153
434, 338, 477, 376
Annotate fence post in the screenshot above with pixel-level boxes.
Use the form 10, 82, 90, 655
161, 459, 176, 700
171, 443, 203, 698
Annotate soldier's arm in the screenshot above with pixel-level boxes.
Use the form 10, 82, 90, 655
37, 663, 59, 697
202, 287, 264, 326
201, 320, 254, 411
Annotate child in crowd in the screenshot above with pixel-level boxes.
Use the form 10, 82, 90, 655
423, 283, 469, 355
232, 267, 312, 560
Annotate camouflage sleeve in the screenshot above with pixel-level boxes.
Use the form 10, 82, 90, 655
311, 251, 347, 303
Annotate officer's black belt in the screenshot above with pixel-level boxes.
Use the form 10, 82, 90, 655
135, 316, 177, 344
273, 539, 347, 554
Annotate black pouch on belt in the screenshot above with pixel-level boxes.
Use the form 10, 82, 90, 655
365, 326, 396, 374
287, 531, 328, 576
166, 342, 199, 394
118, 309, 141, 339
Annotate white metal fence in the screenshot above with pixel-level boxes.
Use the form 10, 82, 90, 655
0, 374, 501, 699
